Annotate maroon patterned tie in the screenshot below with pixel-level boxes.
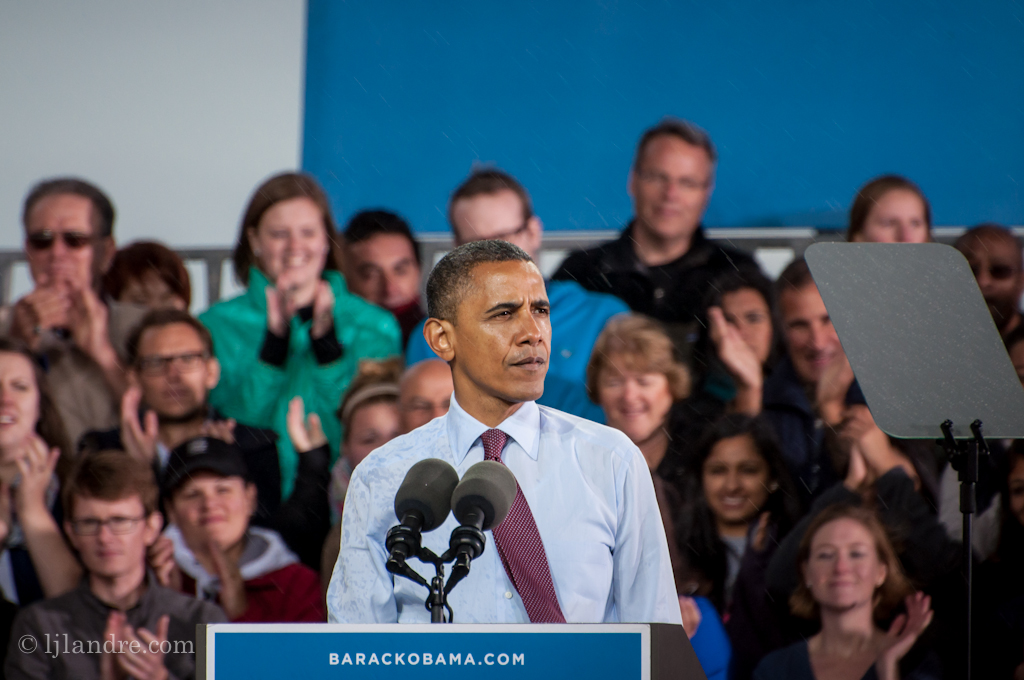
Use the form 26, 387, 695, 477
480, 428, 566, 623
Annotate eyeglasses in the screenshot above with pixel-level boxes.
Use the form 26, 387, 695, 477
636, 170, 711, 192
26, 230, 97, 250
136, 352, 208, 376
70, 515, 146, 536
971, 264, 1018, 281
485, 220, 532, 242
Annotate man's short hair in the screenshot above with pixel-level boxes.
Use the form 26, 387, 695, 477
632, 118, 717, 173
343, 210, 422, 266
775, 257, 815, 298
126, 308, 214, 367
426, 240, 533, 322
62, 449, 160, 519
447, 169, 533, 236
22, 177, 115, 238
955, 223, 1023, 269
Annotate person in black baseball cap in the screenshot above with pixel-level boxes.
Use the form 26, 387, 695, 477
151, 435, 325, 622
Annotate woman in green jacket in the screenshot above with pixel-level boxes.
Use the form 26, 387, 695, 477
200, 173, 401, 497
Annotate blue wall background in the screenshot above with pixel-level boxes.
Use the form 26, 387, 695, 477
302, 1, 1024, 233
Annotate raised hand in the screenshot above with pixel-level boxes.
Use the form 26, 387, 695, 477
121, 386, 159, 464
201, 418, 237, 445
10, 286, 71, 351
287, 396, 327, 453
207, 538, 248, 620
707, 306, 763, 414
815, 352, 855, 427
148, 534, 182, 592
14, 434, 60, 516
840, 406, 918, 487
310, 280, 336, 339
116, 615, 171, 680
265, 286, 287, 337
876, 592, 933, 680
69, 286, 116, 364
843, 442, 870, 492
100, 610, 126, 680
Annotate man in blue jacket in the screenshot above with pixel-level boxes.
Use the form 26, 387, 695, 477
407, 169, 628, 422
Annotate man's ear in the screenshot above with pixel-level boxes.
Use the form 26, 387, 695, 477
626, 168, 637, 199
524, 216, 543, 260
64, 520, 82, 553
205, 357, 221, 391
97, 236, 116, 274
424, 318, 456, 362
145, 510, 164, 546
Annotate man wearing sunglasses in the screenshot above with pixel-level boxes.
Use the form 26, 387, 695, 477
955, 223, 1024, 338
0, 178, 147, 447
405, 169, 629, 423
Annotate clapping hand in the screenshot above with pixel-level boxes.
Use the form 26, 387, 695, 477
68, 285, 116, 365
101, 610, 172, 680
148, 534, 182, 592
14, 434, 60, 516
876, 592, 933, 680
10, 273, 71, 351
310, 281, 335, 339
206, 537, 248, 620
265, 268, 309, 336
708, 307, 763, 388
287, 396, 327, 453
121, 386, 159, 464
815, 353, 855, 427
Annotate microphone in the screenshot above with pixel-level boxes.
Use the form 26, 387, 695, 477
444, 461, 517, 594
385, 459, 459, 578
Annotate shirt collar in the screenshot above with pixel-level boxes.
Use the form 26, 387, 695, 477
446, 393, 540, 465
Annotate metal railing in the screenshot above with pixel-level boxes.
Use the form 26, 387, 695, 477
1, 226, 1018, 311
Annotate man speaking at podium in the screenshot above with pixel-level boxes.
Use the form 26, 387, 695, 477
327, 240, 681, 625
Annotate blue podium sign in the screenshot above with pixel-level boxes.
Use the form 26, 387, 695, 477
199, 624, 658, 680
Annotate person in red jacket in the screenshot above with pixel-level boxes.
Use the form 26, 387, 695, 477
154, 436, 325, 622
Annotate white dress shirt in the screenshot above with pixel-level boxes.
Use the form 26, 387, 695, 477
327, 395, 682, 625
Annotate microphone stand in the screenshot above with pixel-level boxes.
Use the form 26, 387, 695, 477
384, 524, 488, 623
938, 419, 988, 680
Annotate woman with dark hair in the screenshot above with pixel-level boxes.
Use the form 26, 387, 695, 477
755, 505, 933, 680
680, 414, 800, 607
673, 414, 802, 679
102, 240, 191, 311
0, 338, 82, 646
199, 173, 401, 498
673, 268, 779, 459
846, 175, 931, 244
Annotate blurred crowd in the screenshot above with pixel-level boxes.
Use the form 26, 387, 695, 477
1, 118, 1023, 679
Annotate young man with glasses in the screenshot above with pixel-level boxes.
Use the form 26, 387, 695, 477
552, 118, 761, 353
0, 178, 148, 447
405, 169, 629, 422
80, 309, 330, 569
5, 449, 225, 680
